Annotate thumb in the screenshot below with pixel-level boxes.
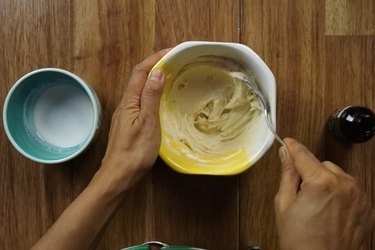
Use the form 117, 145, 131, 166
140, 68, 166, 118
275, 146, 301, 211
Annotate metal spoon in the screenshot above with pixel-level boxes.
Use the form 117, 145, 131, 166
229, 72, 287, 147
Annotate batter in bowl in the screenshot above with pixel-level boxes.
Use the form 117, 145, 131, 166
161, 56, 260, 159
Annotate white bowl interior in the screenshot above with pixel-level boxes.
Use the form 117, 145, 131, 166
158, 41, 276, 172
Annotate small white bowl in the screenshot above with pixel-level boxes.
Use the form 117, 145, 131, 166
154, 41, 276, 175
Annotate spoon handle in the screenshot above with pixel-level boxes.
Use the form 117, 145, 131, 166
243, 78, 287, 148
263, 108, 287, 147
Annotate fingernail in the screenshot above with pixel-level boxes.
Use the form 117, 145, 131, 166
279, 146, 289, 162
283, 138, 294, 145
150, 69, 163, 81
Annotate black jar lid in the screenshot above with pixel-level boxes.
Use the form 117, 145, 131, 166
339, 106, 375, 143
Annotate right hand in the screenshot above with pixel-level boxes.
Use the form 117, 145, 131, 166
275, 138, 375, 250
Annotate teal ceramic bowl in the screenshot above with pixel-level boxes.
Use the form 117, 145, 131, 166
3, 68, 101, 164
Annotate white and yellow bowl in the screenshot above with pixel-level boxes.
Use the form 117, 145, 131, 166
153, 41, 276, 175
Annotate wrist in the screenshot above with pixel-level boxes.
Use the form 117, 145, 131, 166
94, 157, 144, 194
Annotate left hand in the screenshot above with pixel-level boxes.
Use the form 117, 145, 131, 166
31, 50, 170, 250
100, 49, 169, 189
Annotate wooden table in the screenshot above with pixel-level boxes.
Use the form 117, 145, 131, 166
1, 0, 374, 249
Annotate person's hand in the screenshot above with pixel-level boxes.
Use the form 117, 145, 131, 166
100, 49, 169, 189
275, 138, 375, 250
31, 50, 170, 250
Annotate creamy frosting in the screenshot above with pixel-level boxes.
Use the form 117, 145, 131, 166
161, 56, 260, 159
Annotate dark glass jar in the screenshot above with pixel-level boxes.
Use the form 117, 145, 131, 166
327, 106, 375, 143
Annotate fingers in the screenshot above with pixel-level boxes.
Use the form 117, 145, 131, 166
284, 138, 323, 180
121, 49, 170, 106
322, 161, 346, 176
140, 69, 166, 119
275, 146, 301, 211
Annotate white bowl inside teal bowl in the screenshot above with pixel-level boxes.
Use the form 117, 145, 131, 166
3, 68, 101, 164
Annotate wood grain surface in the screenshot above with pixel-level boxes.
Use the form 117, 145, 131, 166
0, 0, 374, 249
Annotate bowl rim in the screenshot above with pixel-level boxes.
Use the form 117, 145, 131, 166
3, 67, 101, 164
154, 41, 276, 175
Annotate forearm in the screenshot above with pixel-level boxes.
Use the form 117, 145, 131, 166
31, 165, 130, 250
31, 50, 166, 250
